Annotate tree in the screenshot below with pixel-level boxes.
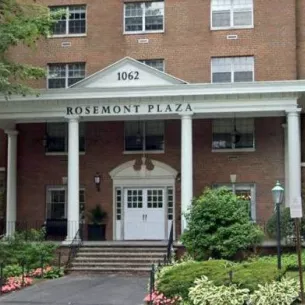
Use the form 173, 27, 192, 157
0, 0, 60, 97
181, 187, 264, 260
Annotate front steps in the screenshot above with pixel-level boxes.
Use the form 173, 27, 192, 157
67, 242, 168, 274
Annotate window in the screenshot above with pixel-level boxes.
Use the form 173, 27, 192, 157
138, 59, 165, 72
45, 122, 85, 153
211, 0, 253, 29
167, 187, 174, 220
48, 63, 85, 89
124, 1, 164, 33
50, 5, 86, 36
125, 121, 164, 152
211, 57, 254, 83
47, 188, 85, 219
212, 118, 254, 150
115, 188, 122, 220
214, 184, 256, 221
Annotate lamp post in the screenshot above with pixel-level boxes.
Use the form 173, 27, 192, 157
271, 181, 284, 270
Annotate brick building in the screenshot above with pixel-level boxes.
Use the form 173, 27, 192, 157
0, 0, 305, 242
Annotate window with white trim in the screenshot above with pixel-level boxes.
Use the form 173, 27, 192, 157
211, 0, 253, 29
46, 187, 85, 219
115, 188, 122, 220
138, 59, 165, 72
211, 57, 254, 83
214, 184, 256, 221
124, 121, 164, 152
124, 1, 164, 33
167, 187, 174, 220
48, 63, 85, 89
45, 122, 85, 153
50, 5, 86, 35
212, 118, 254, 150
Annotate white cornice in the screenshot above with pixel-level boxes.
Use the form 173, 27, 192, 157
1, 80, 305, 102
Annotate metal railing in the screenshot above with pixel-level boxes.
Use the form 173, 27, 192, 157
166, 221, 174, 263
65, 228, 83, 270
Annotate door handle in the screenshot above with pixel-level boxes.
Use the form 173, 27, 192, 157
142, 214, 144, 221
145, 214, 147, 221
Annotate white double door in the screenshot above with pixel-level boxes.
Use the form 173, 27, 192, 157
124, 188, 165, 240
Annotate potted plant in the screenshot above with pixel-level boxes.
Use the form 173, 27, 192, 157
87, 205, 107, 241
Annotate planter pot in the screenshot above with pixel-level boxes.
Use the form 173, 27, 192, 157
87, 224, 106, 241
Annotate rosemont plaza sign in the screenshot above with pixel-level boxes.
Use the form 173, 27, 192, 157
66, 103, 193, 116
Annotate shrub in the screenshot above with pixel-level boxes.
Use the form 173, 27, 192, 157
156, 259, 283, 300
188, 276, 250, 305
181, 188, 264, 260
156, 260, 234, 299
249, 277, 299, 305
3, 264, 23, 278
232, 260, 284, 292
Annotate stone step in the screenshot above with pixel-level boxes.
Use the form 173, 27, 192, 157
68, 266, 151, 273
72, 262, 154, 268
75, 257, 162, 262
76, 252, 166, 257
78, 247, 167, 253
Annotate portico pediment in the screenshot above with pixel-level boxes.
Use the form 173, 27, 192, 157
71, 57, 187, 88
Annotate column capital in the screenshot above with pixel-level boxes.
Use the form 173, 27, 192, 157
286, 109, 301, 116
5, 130, 18, 136
65, 115, 80, 122
180, 113, 194, 119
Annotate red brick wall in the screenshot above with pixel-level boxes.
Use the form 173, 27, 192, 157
8, 0, 297, 87
16, 117, 284, 239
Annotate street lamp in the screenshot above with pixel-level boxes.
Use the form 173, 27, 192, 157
272, 181, 284, 270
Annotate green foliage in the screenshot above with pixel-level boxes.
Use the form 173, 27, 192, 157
156, 259, 282, 300
266, 207, 295, 241
88, 205, 107, 224
0, 229, 58, 269
249, 277, 299, 305
181, 188, 264, 260
43, 267, 64, 279
188, 276, 250, 305
0, 0, 62, 96
2, 264, 22, 278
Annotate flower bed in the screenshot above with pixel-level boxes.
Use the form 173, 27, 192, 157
0, 266, 63, 295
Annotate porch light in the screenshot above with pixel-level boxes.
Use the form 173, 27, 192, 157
94, 172, 101, 192
272, 181, 284, 205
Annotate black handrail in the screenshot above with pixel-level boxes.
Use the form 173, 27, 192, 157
166, 221, 174, 263
65, 227, 83, 270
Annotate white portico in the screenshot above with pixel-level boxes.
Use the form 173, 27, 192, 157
0, 57, 305, 242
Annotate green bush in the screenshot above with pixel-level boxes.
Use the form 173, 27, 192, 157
181, 188, 264, 260
3, 264, 23, 278
156, 259, 283, 300
0, 229, 58, 268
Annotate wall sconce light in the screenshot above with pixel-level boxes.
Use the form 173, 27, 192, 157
230, 174, 237, 184
62, 176, 68, 185
176, 172, 181, 183
94, 172, 101, 192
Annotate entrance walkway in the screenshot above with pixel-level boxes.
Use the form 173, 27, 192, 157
0, 275, 148, 305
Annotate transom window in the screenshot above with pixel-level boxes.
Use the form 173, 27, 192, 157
211, 57, 254, 83
138, 59, 165, 72
211, 0, 253, 29
48, 63, 85, 89
124, 121, 164, 152
212, 118, 254, 150
47, 188, 85, 219
50, 5, 86, 36
124, 1, 164, 33
45, 122, 85, 153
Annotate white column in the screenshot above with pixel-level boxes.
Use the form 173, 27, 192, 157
282, 124, 289, 207
66, 117, 80, 242
5, 129, 18, 237
181, 114, 193, 233
287, 111, 301, 208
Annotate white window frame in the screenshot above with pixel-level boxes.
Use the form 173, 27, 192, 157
50, 5, 87, 37
46, 186, 85, 219
124, 1, 165, 34
214, 183, 256, 221
47, 63, 86, 89
138, 59, 165, 72
124, 120, 165, 154
45, 122, 86, 155
212, 118, 255, 152
211, 56, 254, 83
210, 0, 254, 30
